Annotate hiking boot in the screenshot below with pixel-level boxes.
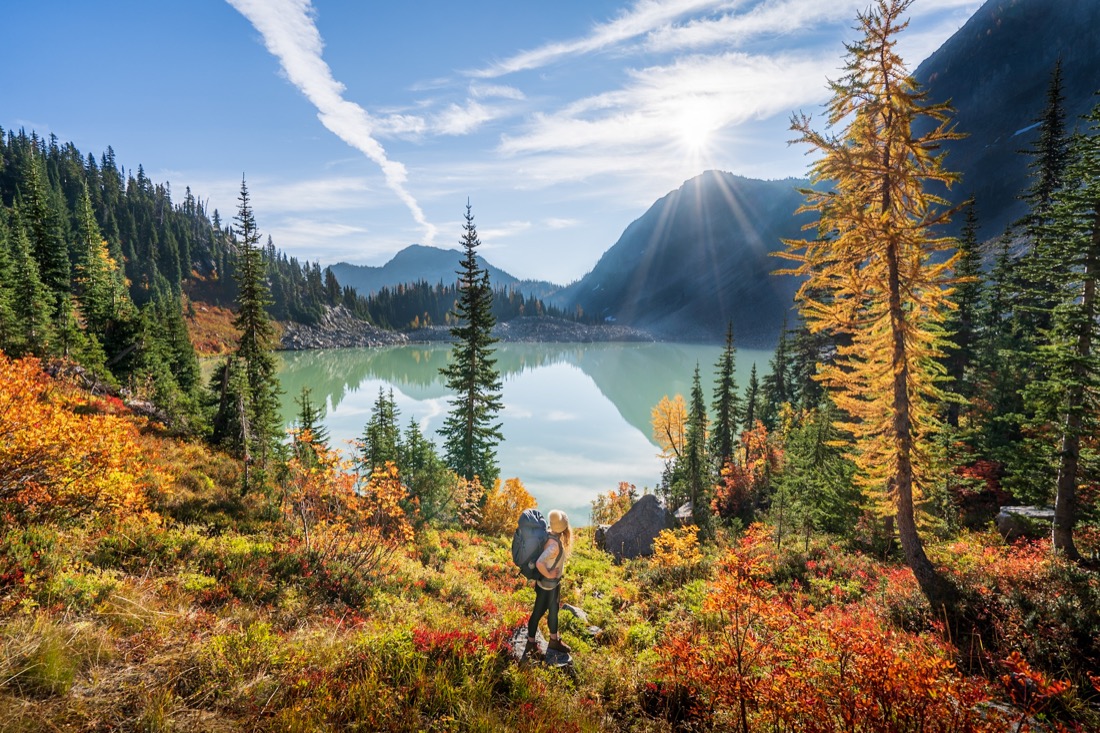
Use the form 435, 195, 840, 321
522, 639, 543, 659
547, 637, 571, 654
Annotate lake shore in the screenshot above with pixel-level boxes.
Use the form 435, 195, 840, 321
278, 306, 654, 350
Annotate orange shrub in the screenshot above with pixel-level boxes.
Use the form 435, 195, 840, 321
658, 530, 1008, 733
479, 477, 536, 536
0, 354, 153, 522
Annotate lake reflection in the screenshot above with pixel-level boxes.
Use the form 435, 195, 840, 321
277, 343, 769, 524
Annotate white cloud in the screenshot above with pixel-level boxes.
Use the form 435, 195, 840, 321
226, 0, 437, 245
645, 0, 858, 52
433, 100, 494, 136
471, 0, 739, 77
499, 50, 830, 159
470, 83, 526, 101
544, 217, 580, 229
479, 220, 534, 243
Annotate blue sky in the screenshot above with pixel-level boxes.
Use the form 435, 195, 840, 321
2, 0, 980, 284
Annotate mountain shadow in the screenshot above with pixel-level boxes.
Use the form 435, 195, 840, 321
560, 171, 811, 346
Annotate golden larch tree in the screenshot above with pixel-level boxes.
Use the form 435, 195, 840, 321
778, 0, 962, 610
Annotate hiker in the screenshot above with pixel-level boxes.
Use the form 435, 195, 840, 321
526, 509, 572, 656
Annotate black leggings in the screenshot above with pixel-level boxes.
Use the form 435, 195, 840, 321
528, 583, 560, 638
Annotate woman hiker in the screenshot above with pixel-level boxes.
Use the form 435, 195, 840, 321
525, 509, 572, 657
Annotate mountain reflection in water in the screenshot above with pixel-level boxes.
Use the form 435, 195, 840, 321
277, 343, 769, 524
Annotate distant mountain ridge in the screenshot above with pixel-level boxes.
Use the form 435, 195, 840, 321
559, 171, 811, 346
329, 245, 560, 303
913, 0, 1100, 238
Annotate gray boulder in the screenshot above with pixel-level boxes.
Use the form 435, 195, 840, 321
995, 506, 1055, 541
603, 494, 676, 560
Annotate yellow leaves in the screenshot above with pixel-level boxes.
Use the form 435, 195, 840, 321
479, 477, 536, 536
0, 354, 152, 522
652, 526, 703, 570
651, 394, 686, 460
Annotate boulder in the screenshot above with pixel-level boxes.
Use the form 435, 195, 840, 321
593, 524, 610, 550
995, 506, 1055, 541
602, 494, 676, 561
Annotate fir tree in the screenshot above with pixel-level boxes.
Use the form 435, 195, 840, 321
943, 203, 984, 429
709, 322, 741, 470
760, 318, 791, 429
743, 363, 761, 434
214, 177, 282, 493
292, 386, 329, 467
361, 387, 402, 471
1029, 99, 1100, 561
685, 364, 713, 538
781, 0, 962, 611
439, 203, 504, 485
8, 216, 54, 355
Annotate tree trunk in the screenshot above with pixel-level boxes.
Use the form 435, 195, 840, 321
1053, 211, 1099, 561
886, 223, 960, 612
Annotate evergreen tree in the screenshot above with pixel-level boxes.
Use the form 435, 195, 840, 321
439, 203, 504, 485
743, 363, 761, 433
709, 322, 741, 469
781, 0, 962, 611
19, 148, 69, 307
760, 318, 791, 429
1029, 100, 1100, 561
292, 386, 329, 467
398, 417, 458, 526
943, 203, 984, 429
684, 364, 713, 538
771, 400, 860, 549
361, 387, 402, 470
8, 216, 54, 355
0, 214, 19, 351
213, 177, 282, 493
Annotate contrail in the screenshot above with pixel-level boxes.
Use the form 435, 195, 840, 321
227, 0, 437, 245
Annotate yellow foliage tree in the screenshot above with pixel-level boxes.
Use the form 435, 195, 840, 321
0, 353, 152, 522
778, 0, 961, 610
651, 394, 687, 460
479, 476, 536, 536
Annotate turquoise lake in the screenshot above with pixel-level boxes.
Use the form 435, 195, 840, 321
276, 342, 770, 524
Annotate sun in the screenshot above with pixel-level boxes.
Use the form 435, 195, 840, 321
671, 98, 720, 158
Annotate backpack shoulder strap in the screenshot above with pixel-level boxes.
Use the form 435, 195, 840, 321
545, 535, 564, 572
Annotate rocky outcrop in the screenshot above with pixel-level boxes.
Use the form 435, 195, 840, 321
279, 306, 409, 350
490, 317, 653, 343
995, 506, 1055, 541
602, 495, 676, 561
281, 310, 653, 350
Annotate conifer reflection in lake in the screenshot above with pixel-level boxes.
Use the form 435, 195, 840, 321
276, 342, 769, 524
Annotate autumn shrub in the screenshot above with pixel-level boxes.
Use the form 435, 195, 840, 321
939, 536, 1100, 690
590, 482, 637, 526
0, 354, 154, 523
479, 476, 537, 536
281, 447, 412, 605
646, 526, 707, 588
657, 530, 1009, 733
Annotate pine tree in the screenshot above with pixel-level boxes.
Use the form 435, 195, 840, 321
684, 364, 713, 538
709, 322, 741, 469
780, 0, 962, 610
439, 203, 504, 485
943, 203, 984, 429
760, 318, 791, 429
743, 363, 761, 434
8, 214, 54, 355
0, 214, 20, 352
214, 177, 282, 493
292, 386, 329, 467
1029, 100, 1100, 561
19, 148, 69, 317
361, 387, 402, 470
